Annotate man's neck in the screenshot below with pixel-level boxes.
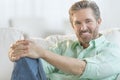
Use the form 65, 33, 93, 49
81, 34, 100, 49
81, 42, 89, 49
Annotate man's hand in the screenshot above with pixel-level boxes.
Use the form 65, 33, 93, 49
8, 40, 45, 62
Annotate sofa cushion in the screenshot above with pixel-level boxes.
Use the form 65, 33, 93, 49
103, 28, 120, 47
31, 34, 76, 49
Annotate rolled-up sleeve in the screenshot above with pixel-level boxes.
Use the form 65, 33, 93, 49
80, 45, 120, 79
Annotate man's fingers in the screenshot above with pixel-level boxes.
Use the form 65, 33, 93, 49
8, 40, 32, 62
9, 48, 28, 62
10, 40, 29, 49
10, 56, 20, 62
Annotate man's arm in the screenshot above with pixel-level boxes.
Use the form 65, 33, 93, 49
41, 50, 86, 75
9, 40, 86, 75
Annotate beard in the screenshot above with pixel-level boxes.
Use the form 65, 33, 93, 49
77, 33, 92, 43
76, 29, 98, 44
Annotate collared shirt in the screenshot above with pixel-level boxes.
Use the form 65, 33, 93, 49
42, 35, 120, 80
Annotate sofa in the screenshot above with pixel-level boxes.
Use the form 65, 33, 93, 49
0, 27, 120, 80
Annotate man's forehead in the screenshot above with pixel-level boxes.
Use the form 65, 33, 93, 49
72, 8, 95, 21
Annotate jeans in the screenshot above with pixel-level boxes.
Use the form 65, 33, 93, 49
11, 58, 47, 80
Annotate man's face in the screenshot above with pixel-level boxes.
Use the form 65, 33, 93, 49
72, 8, 101, 44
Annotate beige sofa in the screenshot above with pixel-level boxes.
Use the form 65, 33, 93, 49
0, 27, 120, 80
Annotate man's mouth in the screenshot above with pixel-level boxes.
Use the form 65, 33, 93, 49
79, 31, 89, 35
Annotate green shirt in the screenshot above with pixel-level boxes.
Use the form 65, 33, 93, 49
42, 35, 120, 80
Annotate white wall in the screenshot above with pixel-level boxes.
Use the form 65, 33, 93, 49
95, 0, 120, 30
0, 0, 120, 37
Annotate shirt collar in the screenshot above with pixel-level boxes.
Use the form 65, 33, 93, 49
74, 34, 106, 49
90, 34, 106, 48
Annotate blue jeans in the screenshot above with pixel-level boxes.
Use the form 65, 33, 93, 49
11, 58, 47, 80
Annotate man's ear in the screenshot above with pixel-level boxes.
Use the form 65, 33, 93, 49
97, 18, 102, 25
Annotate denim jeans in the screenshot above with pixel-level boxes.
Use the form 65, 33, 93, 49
11, 58, 47, 80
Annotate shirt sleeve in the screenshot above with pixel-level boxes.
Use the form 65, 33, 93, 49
80, 44, 120, 79
42, 40, 75, 74
41, 41, 66, 74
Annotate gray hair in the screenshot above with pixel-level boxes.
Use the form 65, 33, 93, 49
69, 0, 100, 24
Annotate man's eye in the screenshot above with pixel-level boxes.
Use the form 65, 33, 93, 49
75, 22, 81, 25
86, 20, 91, 23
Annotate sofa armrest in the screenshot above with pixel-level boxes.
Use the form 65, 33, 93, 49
0, 28, 24, 80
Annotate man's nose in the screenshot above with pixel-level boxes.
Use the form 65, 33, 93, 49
80, 23, 87, 31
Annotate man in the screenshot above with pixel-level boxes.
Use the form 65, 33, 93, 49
9, 0, 120, 80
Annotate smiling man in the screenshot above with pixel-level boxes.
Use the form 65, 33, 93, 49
71, 8, 101, 48
9, 0, 120, 80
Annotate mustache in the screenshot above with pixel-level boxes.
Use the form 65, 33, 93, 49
79, 30, 90, 35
